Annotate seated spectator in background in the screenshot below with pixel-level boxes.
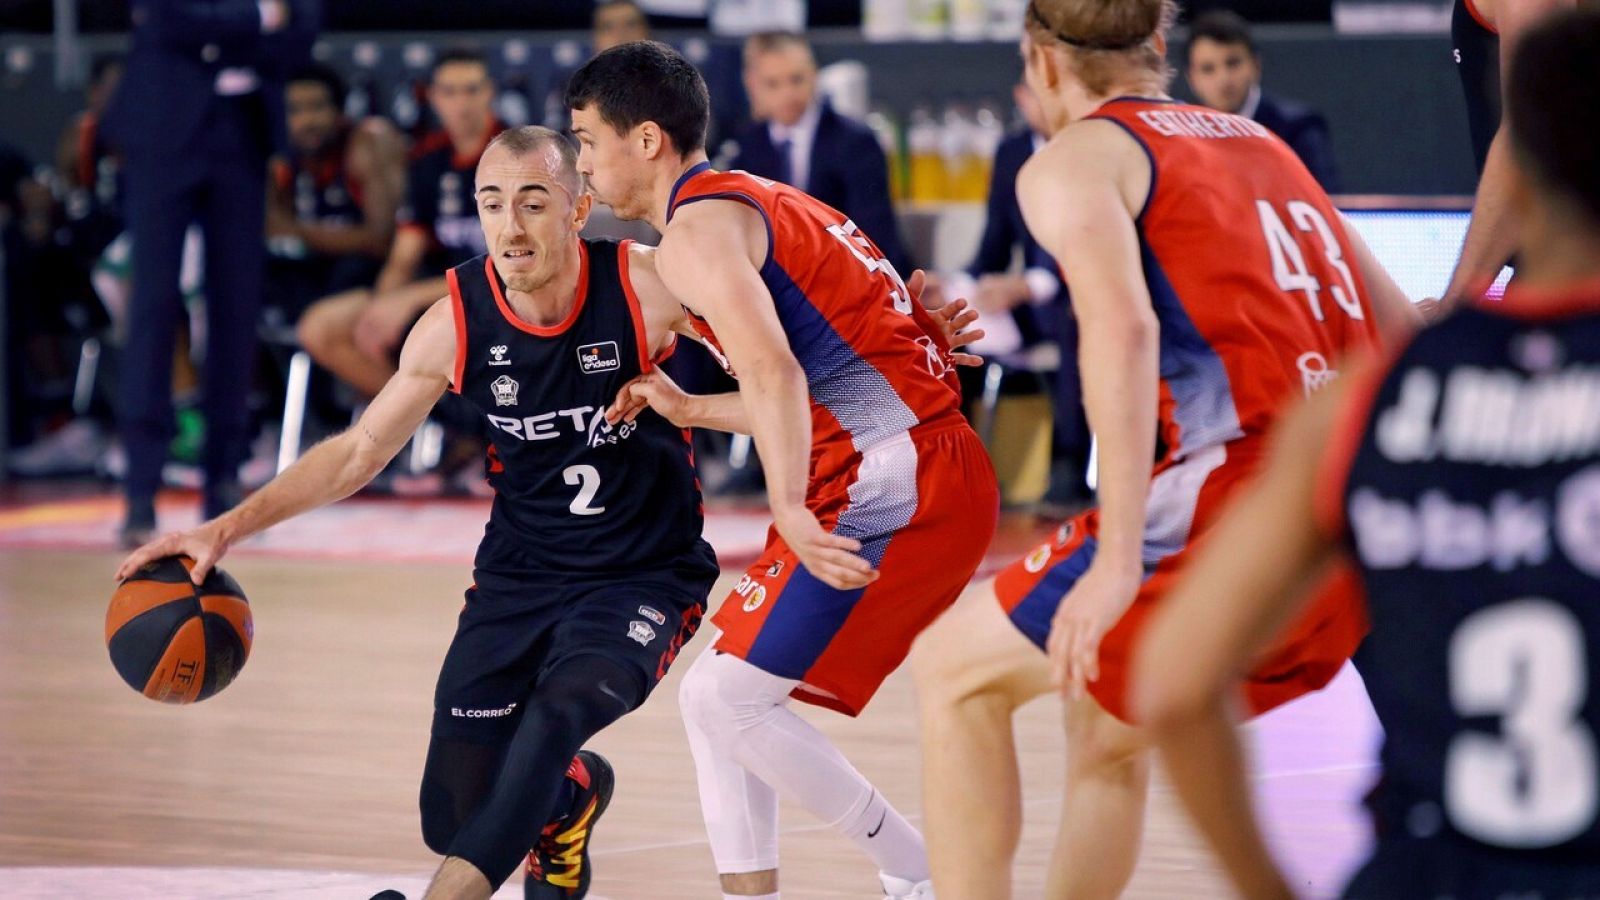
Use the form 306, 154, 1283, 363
593, 0, 650, 53
1185, 10, 1342, 192
265, 63, 405, 323
4, 55, 126, 476
945, 79, 1092, 509
56, 54, 126, 263
730, 31, 911, 274
297, 47, 501, 400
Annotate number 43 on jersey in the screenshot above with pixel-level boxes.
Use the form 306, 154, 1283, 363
1257, 199, 1365, 323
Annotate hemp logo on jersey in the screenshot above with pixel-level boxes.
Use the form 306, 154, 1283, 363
491, 374, 519, 407
488, 344, 511, 366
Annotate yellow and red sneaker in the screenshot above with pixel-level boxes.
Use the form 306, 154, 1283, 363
524, 751, 614, 899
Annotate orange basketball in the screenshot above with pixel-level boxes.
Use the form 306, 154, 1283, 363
106, 555, 253, 704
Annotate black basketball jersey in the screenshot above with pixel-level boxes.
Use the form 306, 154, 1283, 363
448, 239, 717, 582
400, 128, 499, 274
1325, 285, 1600, 867
1452, 0, 1500, 173
285, 128, 362, 228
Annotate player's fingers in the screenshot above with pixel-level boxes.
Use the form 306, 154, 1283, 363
907, 268, 927, 301
188, 545, 217, 585
951, 352, 985, 368
816, 532, 862, 554
812, 545, 873, 576
951, 307, 981, 329
115, 536, 173, 581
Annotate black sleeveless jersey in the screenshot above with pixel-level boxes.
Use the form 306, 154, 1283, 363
401, 128, 498, 275
1326, 288, 1600, 865
1451, 0, 1499, 173
286, 129, 362, 228
447, 239, 718, 583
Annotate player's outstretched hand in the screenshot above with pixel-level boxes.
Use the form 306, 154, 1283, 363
606, 369, 691, 427
773, 505, 879, 591
930, 297, 986, 367
1046, 561, 1141, 700
115, 520, 232, 585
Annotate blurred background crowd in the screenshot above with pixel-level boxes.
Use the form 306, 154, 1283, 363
0, 0, 1482, 544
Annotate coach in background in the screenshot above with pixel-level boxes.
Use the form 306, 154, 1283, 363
101, 0, 318, 546
729, 32, 911, 275
1184, 10, 1342, 192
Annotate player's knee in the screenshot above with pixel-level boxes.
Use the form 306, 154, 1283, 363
677, 652, 725, 735
295, 303, 336, 356
1067, 701, 1148, 774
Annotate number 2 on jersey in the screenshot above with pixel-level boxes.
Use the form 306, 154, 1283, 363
563, 464, 605, 516
1256, 199, 1363, 322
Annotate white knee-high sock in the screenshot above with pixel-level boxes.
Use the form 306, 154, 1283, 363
680, 647, 930, 884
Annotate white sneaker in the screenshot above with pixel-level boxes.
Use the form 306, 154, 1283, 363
880, 873, 934, 899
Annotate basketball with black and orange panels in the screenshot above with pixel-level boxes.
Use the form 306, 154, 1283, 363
106, 556, 253, 703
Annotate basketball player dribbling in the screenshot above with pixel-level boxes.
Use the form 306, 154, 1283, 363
908, 1, 1421, 897
1139, 11, 1600, 897
564, 41, 1000, 900
118, 126, 729, 900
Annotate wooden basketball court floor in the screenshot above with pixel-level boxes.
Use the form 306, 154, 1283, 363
0, 493, 1383, 898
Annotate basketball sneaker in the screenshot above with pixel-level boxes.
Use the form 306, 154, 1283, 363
524, 750, 615, 899
880, 872, 935, 899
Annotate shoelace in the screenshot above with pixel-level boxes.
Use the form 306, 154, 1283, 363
529, 796, 600, 890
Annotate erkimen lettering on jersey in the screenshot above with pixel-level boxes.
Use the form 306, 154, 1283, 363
1374, 364, 1600, 467
485, 402, 639, 449
1136, 108, 1273, 140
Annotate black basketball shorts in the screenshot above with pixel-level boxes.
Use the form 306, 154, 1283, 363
431, 570, 712, 744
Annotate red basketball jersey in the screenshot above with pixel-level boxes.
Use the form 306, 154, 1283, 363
1086, 98, 1381, 470
667, 162, 963, 484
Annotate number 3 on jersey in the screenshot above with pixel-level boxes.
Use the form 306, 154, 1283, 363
1256, 199, 1364, 323
563, 464, 605, 516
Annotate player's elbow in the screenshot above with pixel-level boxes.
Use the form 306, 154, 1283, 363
1083, 302, 1158, 355
345, 433, 391, 487
740, 352, 806, 394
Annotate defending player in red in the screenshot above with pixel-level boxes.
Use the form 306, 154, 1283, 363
567, 41, 1000, 900
1138, 11, 1600, 897
909, 1, 1420, 897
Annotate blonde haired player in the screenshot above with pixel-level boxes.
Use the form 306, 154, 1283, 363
910, 1, 1419, 897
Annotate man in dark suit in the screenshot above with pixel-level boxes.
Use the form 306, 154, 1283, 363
946, 80, 1092, 508
1184, 10, 1342, 192
729, 32, 911, 275
100, 0, 317, 545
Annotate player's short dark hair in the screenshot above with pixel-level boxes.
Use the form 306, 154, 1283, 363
288, 62, 347, 108
1507, 7, 1600, 226
564, 40, 709, 156
1184, 10, 1256, 66
432, 45, 490, 82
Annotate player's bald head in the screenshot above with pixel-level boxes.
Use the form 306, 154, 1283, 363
479, 126, 584, 201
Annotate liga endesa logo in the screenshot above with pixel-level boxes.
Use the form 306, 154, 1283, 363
577, 341, 621, 375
